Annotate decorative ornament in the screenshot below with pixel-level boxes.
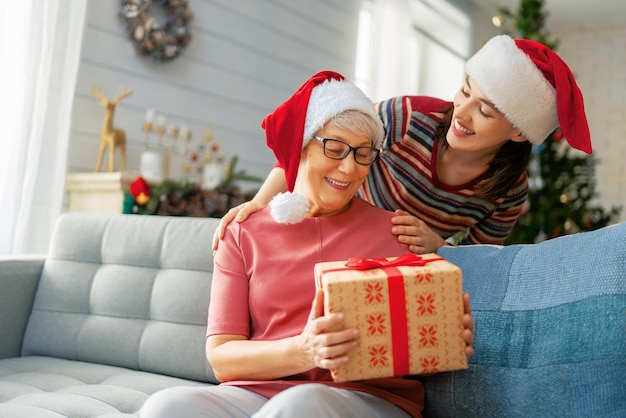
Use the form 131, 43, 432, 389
553, 128, 564, 142
119, 0, 193, 62
91, 85, 133, 172
130, 176, 152, 205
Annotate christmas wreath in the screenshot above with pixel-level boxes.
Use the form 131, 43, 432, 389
119, 0, 193, 62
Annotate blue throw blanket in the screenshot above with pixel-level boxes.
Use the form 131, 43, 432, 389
421, 222, 626, 418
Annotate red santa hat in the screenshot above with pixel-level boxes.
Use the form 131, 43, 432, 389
465, 35, 592, 154
262, 70, 383, 192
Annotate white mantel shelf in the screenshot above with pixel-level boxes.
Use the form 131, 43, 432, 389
65, 171, 139, 214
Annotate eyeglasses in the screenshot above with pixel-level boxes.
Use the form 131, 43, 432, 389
311, 135, 379, 166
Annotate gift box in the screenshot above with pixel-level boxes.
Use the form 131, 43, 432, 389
314, 253, 468, 382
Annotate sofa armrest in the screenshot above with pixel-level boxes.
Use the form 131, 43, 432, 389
0, 255, 44, 359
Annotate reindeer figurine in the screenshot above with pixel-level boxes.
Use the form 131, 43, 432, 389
91, 85, 134, 172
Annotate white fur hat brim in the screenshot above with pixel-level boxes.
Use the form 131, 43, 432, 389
303, 79, 384, 149
465, 35, 558, 145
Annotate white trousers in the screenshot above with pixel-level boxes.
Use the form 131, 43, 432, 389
140, 383, 410, 418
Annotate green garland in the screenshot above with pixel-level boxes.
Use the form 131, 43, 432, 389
123, 156, 263, 217
123, 179, 251, 217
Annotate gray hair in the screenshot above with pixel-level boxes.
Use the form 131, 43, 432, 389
303, 109, 384, 149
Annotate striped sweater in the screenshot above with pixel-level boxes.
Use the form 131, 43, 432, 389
357, 96, 528, 245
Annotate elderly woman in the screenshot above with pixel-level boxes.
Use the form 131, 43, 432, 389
141, 71, 474, 418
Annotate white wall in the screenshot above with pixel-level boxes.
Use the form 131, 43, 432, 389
68, 0, 361, 192
553, 24, 626, 222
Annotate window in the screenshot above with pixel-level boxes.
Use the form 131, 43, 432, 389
354, 1, 374, 94
356, 0, 471, 101
410, 0, 471, 98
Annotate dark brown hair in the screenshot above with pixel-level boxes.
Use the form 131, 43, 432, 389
435, 105, 532, 200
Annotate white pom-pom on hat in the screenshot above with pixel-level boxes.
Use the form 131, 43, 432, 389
269, 192, 309, 224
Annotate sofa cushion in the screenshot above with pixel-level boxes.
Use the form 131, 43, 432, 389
0, 356, 207, 417
21, 213, 219, 383
423, 222, 626, 418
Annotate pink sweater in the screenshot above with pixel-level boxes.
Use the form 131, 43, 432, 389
208, 197, 424, 417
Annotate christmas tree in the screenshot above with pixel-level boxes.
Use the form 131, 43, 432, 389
496, 0, 622, 244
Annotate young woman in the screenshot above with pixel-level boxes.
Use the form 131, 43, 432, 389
213, 35, 592, 254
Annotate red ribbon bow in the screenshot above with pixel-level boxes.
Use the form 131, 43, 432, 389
345, 253, 443, 270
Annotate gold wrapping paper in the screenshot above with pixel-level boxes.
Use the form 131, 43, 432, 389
314, 253, 468, 382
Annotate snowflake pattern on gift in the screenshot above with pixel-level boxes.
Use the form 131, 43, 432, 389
418, 325, 438, 347
420, 356, 440, 373
415, 269, 434, 284
368, 345, 389, 368
366, 313, 387, 336
364, 281, 385, 304
416, 293, 436, 316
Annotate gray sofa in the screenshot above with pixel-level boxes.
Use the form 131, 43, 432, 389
1, 212, 624, 417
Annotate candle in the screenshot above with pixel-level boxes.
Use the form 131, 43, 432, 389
179, 124, 190, 139
155, 115, 166, 146
202, 162, 225, 190
145, 108, 155, 123
178, 124, 190, 154
140, 151, 164, 183
155, 115, 166, 133
169, 124, 179, 138
166, 124, 178, 148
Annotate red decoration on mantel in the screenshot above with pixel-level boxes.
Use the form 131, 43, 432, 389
130, 176, 151, 205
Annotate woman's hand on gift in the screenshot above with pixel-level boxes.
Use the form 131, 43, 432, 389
296, 288, 359, 370
461, 293, 475, 357
391, 210, 446, 254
